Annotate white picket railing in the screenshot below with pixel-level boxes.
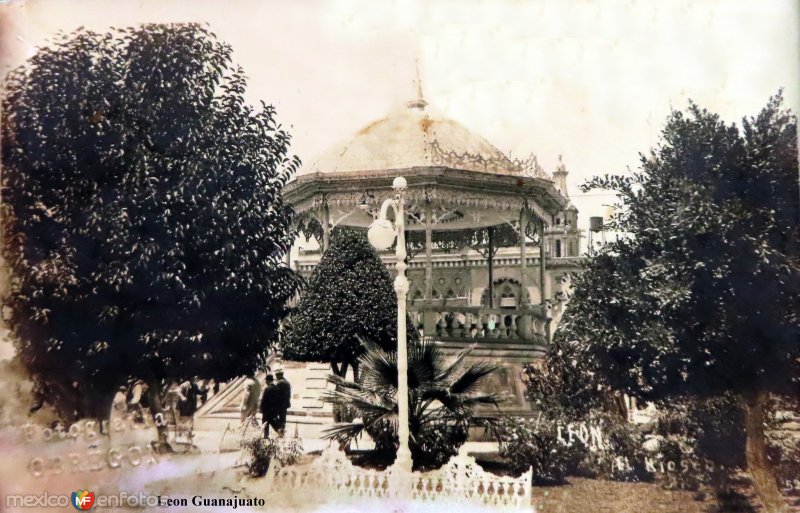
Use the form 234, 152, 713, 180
264, 447, 533, 511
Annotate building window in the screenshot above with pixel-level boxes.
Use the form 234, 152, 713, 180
555, 239, 562, 258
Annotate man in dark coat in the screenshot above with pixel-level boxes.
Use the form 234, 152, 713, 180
275, 369, 291, 434
259, 374, 281, 437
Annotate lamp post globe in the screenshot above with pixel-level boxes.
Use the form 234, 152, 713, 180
392, 176, 407, 190
367, 218, 396, 250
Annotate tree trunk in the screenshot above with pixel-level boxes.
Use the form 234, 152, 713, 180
331, 361, 350, 422
330, 360, 349, 378
742, 390, 788, 513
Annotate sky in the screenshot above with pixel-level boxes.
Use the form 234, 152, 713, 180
1, 0, 799, 235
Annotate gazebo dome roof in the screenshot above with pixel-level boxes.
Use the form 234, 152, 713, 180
286, 92, 571, 228
299, 100, 517, 176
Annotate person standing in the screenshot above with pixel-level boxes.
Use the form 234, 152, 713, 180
259, 374, 282, 437
274, 369, 291, 435
165, 381, 187, 424
110, 385, 128, 426
179, 379, 201, 418
128, 381, 150, 423
240, 372, 261, 423
198, 380, 209, 405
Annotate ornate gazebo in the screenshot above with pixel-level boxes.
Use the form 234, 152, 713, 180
284, 90, 583, 414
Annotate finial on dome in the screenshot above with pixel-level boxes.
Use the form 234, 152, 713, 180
554, 154, 567, 174
407, 60, 428, 110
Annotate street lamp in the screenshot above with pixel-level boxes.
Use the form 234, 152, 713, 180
367, 176, 412, 473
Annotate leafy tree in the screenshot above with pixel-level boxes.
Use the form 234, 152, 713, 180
1, 24, 302, 421
554, 94, 799, 512
282, 228, 417, 378
523, 336, 610, 418
323, 338, 499, 470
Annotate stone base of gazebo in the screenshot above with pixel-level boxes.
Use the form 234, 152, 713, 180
194, 337, 544, 446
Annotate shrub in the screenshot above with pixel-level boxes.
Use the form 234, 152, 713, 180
417, 421, 470, 470
365, 420, 471, 471
655, 395, 746, 469
577, 411, 651, 483
242, 437, 303, 477
498, 409, 656, 485
649, 395, 746, 490
497, 414, 586, 484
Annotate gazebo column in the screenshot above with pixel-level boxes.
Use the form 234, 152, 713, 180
519, 208, 528, 305
321, 201, 330, 252
539, 220, 547, 305
422, 203, 436, 337
517, 208, 530, 340
487, 226, 495, 308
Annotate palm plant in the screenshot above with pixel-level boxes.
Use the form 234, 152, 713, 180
323, 337, 501, 469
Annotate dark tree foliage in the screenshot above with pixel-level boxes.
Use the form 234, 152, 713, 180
281, 228, 417, 377
550, 94, 799, 512
1, 24, 302, 420
562, 94, 799, 400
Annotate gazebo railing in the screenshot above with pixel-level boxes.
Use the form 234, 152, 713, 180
409, 304, 551, 345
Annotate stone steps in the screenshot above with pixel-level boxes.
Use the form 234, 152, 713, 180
194, 362, 336, 436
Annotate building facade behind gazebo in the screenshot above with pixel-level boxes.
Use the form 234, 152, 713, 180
285, 91, 584, 416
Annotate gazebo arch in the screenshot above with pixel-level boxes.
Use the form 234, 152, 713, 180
480, 278, 522, 309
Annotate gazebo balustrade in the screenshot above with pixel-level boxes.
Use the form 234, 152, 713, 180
409, 303, 551, 346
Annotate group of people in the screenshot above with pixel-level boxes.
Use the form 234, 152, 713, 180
107, 371, 290, 439
110, 378, 219, 427
241, 369, 292, 438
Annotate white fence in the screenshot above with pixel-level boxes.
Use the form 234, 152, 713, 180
264, 447, 533, 511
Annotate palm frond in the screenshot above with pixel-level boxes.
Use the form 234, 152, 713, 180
417, 405, 457, 425
434, 343, 475, 383
417, 388, 453, 405
322, 422, 366, 443
322, 389, 395, 417
427, 391, 501, 415
407, 338, 444, 386
455, 394, 501, 409
358, 344, 398, 391
327, 374, 362, 390
449, 361, 498, 395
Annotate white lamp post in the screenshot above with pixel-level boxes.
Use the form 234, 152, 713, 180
367, 176, 412, 474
